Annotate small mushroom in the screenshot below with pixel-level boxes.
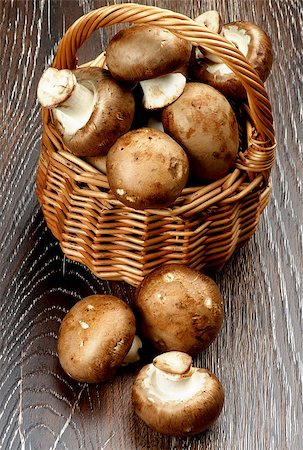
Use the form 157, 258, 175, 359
192, 21, 273, 99
132, 351, 224, 436
134, 264, 224, 355
57, 294, 141, 383
193, 11, 223, 61
162, 82, 239, 182
106, 128, 189, 210
195, 10, 223, 34
140, 73, 186, 110
37, 67, 135, 156
106, 25, 192, 82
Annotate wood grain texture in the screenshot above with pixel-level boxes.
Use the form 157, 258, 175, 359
0, 1, 302, 449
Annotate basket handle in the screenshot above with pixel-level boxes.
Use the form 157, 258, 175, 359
53, 3, 275, 153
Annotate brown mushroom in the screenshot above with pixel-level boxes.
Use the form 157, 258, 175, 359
192, 21, 273, 99
106, 25, 192, 81
37, 67, 135, 156
106, 128, 189, 210
134, 264, 224, 355
132, 351, 224, 436
162, 82, 239, 182
195, 10, 223, 34
57, 294, 140, 383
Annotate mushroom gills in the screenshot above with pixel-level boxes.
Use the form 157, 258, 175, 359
140, 73, 186, 110
122, 335, 143, 365
205, 26, 251, 69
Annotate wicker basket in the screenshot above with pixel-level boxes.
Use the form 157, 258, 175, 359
36, 3, 276, 286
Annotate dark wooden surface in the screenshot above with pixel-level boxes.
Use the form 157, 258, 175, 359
1, 1, 302, 449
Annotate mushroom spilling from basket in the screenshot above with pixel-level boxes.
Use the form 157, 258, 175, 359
57, 264, 225, 435
37, 12, 273, 209
37, 6, 274, 437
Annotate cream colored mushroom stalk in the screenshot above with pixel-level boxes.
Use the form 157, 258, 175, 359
132, 351, 224, 436
37, 68, 94, 134
37, 67, 135, 156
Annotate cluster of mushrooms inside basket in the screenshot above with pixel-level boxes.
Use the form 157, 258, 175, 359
37, 10, 273, 437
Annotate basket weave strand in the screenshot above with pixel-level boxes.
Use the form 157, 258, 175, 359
37, 3, 276, 286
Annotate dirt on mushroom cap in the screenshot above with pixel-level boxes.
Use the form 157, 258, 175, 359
134, 264, 224, 355
106, 128, 189, 210
162, 83, 239, 182
106, 25, 192, 81
57, 294, 136, 383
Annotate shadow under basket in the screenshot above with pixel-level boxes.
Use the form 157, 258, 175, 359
36, 3, 276, 287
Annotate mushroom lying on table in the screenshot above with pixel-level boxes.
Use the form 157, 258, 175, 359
192, 21, 273, 99
132, 351, 224, 436
134, 264, 224, 355
57, 294, 142, 383
37, 67, 135, 156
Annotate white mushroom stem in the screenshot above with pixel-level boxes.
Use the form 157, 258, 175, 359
142, 351, 207, 402
140, 73, 186, 110
122, 335, 142, 365
145, 363, 207, 402
37, 67, 95, 136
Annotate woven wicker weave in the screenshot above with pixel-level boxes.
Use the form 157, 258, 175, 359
36, 3, 276, 286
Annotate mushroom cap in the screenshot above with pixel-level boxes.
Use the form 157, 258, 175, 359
106, 128, 189, 210
194, 10, 223, 34
134, 264, 224, 355
57, 294, 136, 383
132, 352, 224, 436
192, 21, 273, 99
106, 25, 192, 81
162, 82, 239, 181
56, 67, 135, 157
37, 68, 76, 108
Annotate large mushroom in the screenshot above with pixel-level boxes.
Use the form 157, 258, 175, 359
162, 82, 239, 182
192, 21, 273, 99
57, 294, 141, 383
105, 25, 192, 82
132, 351, 224, 436
37, 67, 135, 156
106, 128, 189, 210
134, 264, 224, 355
